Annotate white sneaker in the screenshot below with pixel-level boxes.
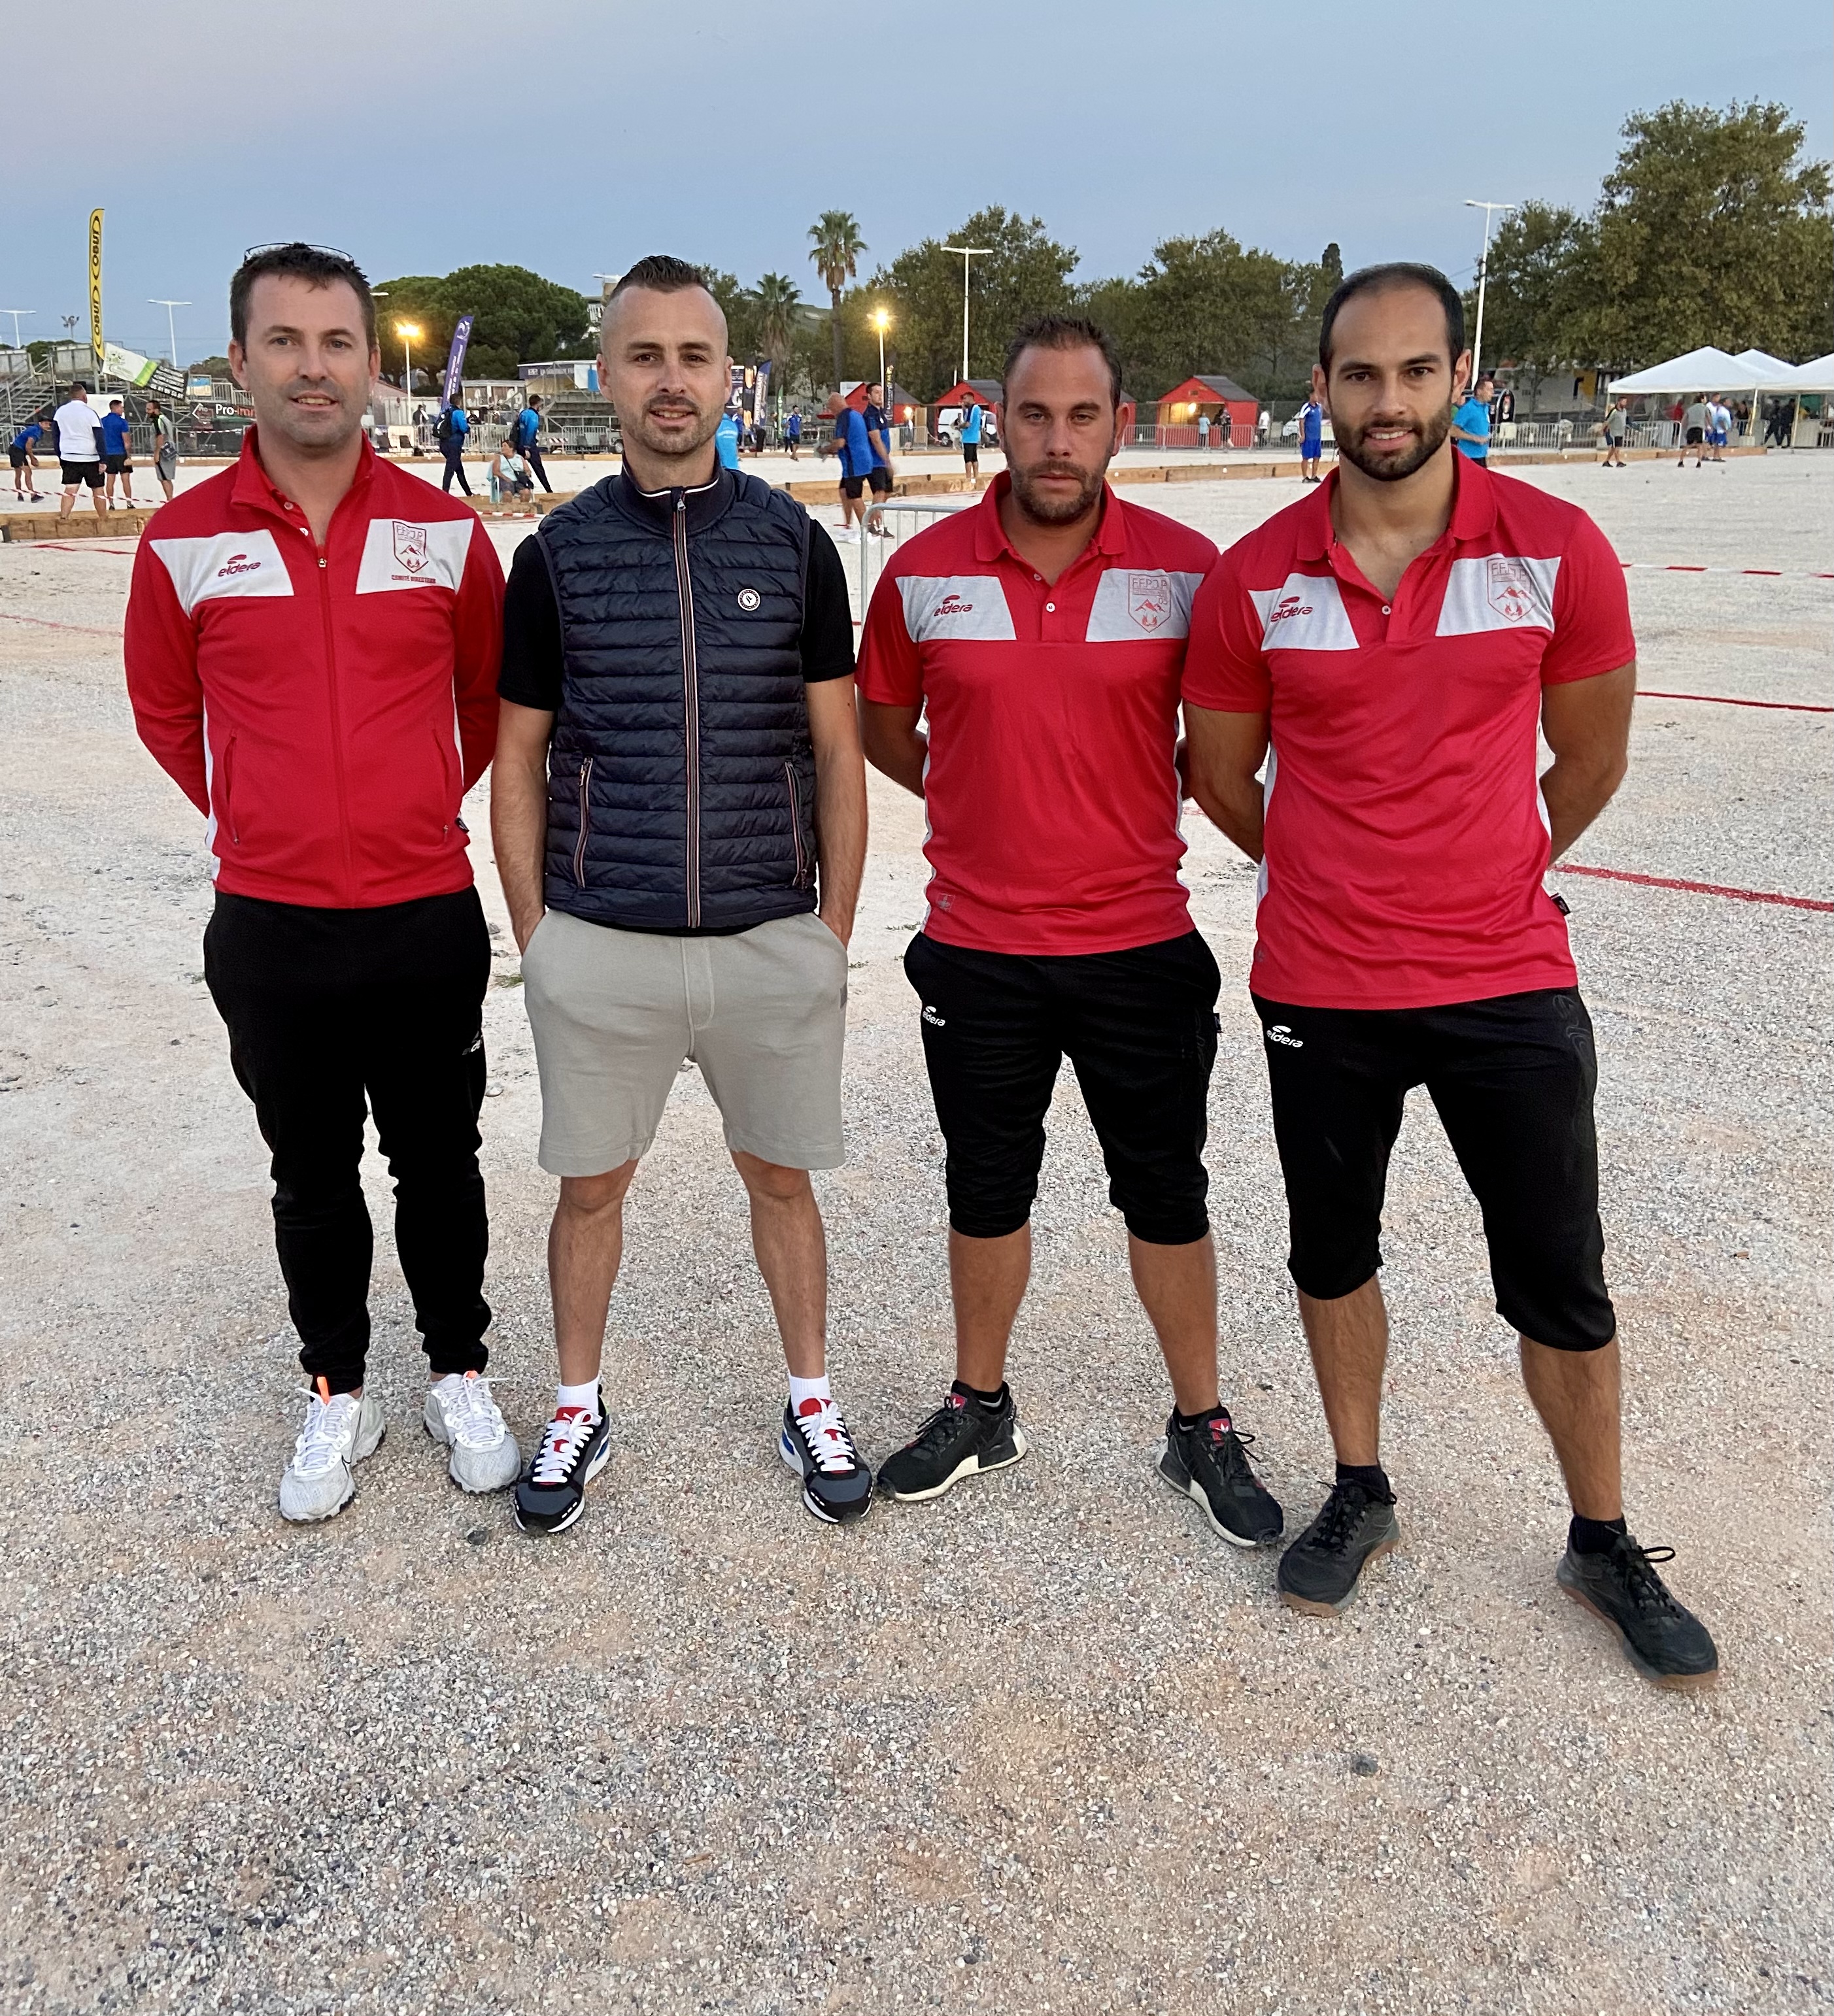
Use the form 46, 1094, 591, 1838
423, 1371, 520, 1493
279, 1385, 385, 1522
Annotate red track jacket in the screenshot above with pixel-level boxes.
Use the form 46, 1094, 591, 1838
125, 431, 504, 908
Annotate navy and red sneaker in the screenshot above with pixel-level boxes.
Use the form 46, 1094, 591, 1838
877, 1382, 1028, 1502
777, 1397, 873, 1525
513, 1398, 610, 1536
1157, 1406, 1283, 1547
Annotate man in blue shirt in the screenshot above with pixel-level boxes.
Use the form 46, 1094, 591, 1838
1452, 371, 1494, 463
959, 395, 984, 488
821, 391, 872, 541
100, 397, 137, 508
715, 405, 742, 469
863, 380, 894, 531
1297, 394, 1323, 483
515, 394, 552, 492
784, 405, 803, 460
439, 395, 472, 494
9, 420, 46, 501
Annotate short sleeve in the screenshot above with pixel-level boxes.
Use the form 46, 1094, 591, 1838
856, 567, 923, 706
1541, 512, 1635, 686
799, 526, 856, 683
1181, 556, 1272, 713
498, 536, 563, 711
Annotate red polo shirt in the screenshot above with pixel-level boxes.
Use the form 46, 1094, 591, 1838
1184, 460, 1634, 1009
857, 476, 1215, 954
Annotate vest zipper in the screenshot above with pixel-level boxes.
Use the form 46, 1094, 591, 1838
784, 760, 809, 887
573, 756, 593, 886
672, 493, 702, 928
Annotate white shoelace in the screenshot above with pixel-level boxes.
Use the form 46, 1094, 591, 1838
291, 1388, 361, 1477
434, 1373, 509, 1451
791, 1401, 859, 1477
530, 1407, 598, 1486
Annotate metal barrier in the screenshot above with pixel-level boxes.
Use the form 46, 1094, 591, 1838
855, 497, 974, 613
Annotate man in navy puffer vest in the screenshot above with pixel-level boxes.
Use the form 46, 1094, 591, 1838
493, 256, 872, 1533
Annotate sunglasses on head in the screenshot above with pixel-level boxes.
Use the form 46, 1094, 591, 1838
241, 242, 357, 264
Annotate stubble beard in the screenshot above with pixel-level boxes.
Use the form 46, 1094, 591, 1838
1336, 405, 1453, 483
626, 398, 719, 465
1008, 456, 1107, 526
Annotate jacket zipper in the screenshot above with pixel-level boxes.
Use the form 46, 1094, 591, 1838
573, 756, 593, 886
672, 493, 702, 928
784, 760, 809, 887
224, 735, 240, 845
315, 547, 354, 899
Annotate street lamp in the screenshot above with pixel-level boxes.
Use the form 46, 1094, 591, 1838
871, 307, 890, 405
1463, 199, 1515, 387
1, 309, 33, 350
395, 320, 421, 393
942, 246, 991, 386
148, 299, 190, 366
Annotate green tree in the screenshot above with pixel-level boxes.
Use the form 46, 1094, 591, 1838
755, 273, 801, 369
1466, 201, 1586, 386
1102, 231, 1319, 402
371, 264, 593, 384
807, 210, 867, 388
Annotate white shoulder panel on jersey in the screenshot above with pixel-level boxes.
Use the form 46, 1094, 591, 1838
355, 516, 473, 594
1085, 567, 1205, 643
897, 573, 1017, 644
1248, 572, 1357, 650
1436, 554, 1559, 636
150, 529, 294, 617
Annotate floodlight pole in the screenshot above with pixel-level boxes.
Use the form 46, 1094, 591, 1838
1, 309, 33, 350
1464, 200, 1515, 386
148, 299, 190, 366
943, 246, 991, 387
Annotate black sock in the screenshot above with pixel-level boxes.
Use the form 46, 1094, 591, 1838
1335, 1461, 1393, 1502
1176, 1403, 1231, 1431
951, 1378, 1007, 1411
1569, 1513, 1628, 1555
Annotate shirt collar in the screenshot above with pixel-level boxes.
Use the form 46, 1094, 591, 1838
230, 426, 377, 522
1296, 451, 1498, 563
971, 470, 1126, 565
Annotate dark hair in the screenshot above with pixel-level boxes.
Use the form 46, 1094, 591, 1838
609, 254, 711, 301
229, 242, 376, 351
1318, 261, 1465, 371
528, 394, 542, 407
1002, 313, 1124, 407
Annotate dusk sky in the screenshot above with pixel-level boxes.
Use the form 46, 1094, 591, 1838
10, 0, 1831, 363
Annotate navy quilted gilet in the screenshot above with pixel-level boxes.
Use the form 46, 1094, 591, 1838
537, 466, 817, 932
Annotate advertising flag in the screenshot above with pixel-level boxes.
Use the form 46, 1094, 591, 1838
102, 343, 160, 390
88, 209, 105, 367
441, 314, 474, 410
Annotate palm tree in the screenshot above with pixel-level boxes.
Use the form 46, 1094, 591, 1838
807, 210, 866, 389
755, 272, 800, 371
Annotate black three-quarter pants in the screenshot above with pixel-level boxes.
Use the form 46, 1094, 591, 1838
906, 930, 1221, 1245
204, 888, 493, 1392
1251, 987, 1616, 1352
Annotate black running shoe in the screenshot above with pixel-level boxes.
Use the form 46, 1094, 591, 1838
513, 1399, 610, 1536
1557, 1534, 1719, 1688
778, 1397, 874, 1526
877, 1383, 1027, 1502
1158, 1407, 1283, 1548
1276, 1477, 1401, 1614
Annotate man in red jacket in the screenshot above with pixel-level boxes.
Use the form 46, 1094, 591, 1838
125, 243, 518, 1522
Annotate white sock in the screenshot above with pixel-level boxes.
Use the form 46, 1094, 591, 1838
556, 1379, 601, 1418
787, 1372, 832, 1413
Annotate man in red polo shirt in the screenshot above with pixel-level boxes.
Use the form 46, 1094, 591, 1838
857, 314, 1282, 1551
1184, 261, 1717, 1686
126, 243, 518, 1524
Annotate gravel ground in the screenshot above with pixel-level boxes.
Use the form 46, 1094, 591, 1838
1, 455, 1829, 2015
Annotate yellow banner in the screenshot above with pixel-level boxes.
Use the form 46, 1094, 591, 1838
88, 209, 104, 363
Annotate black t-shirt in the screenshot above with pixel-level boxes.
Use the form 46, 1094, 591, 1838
498, 516, 856, 711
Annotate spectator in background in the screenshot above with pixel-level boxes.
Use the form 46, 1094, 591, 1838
820, 390, 872, 540
863, 380, 894, 533
1257, 407, 1272, 445
1708, 397, 1731, 463
1600, 397, 1627, 468
1679, 396, 1710, 469
1197, 411, 1210, 450
101, 397, 137, 508
488, 437, 534, 507
715, 403, 742, 469
54, 382, 107, 521
10, 418, 46, 501
515, 394, 553, 492
959, 394, 984, 488
439, 393, 473, 494
785, 405, 803, 460
146, 396, 178, 501
1297, 391, 1323, 482
1451, 371, 1493, 464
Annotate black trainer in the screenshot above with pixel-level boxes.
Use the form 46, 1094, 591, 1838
1158, 1407, 1283, 1548
1557, 1534, 1719, 1688
1276, 1477, 1401, 1613
778, 1398, 874, 1526
513, 1398, 611, 1536
878, 1383, 1027, 1502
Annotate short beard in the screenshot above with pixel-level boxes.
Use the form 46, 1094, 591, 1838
1008, 456, 1107, 526
625, 399, 719, 463
1336, 404, 1452, 482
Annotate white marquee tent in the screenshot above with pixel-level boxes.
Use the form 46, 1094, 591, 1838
1764, 353, 1834, 393
1608, 346, 1767, 394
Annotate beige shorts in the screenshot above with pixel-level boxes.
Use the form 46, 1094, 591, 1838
520, 908, 848, 1176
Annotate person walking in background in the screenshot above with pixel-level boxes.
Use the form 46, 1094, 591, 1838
1297, 391, 1323, 482
1451, 369, 1493, 463
146, 395, 178, 501
101, 397, 137, 508
1679, 396, 1710, 468
1600, 397, 1627, 467
959, 394, 984, 488
820, 390, 872, 540
1708, 397, 1731, 463
123, 242, 517, 1523
715, 403, 742, 469
1182, 260, 1717, 1687
863, 379, 894, 533
785, 405, 803, 460
514, 393, 553, 492
10, 417, 45, 501
438, 392, 473, 494
53, 382, 107, 521
857, 313, 1282, 1550
490, 255, 871, 1535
